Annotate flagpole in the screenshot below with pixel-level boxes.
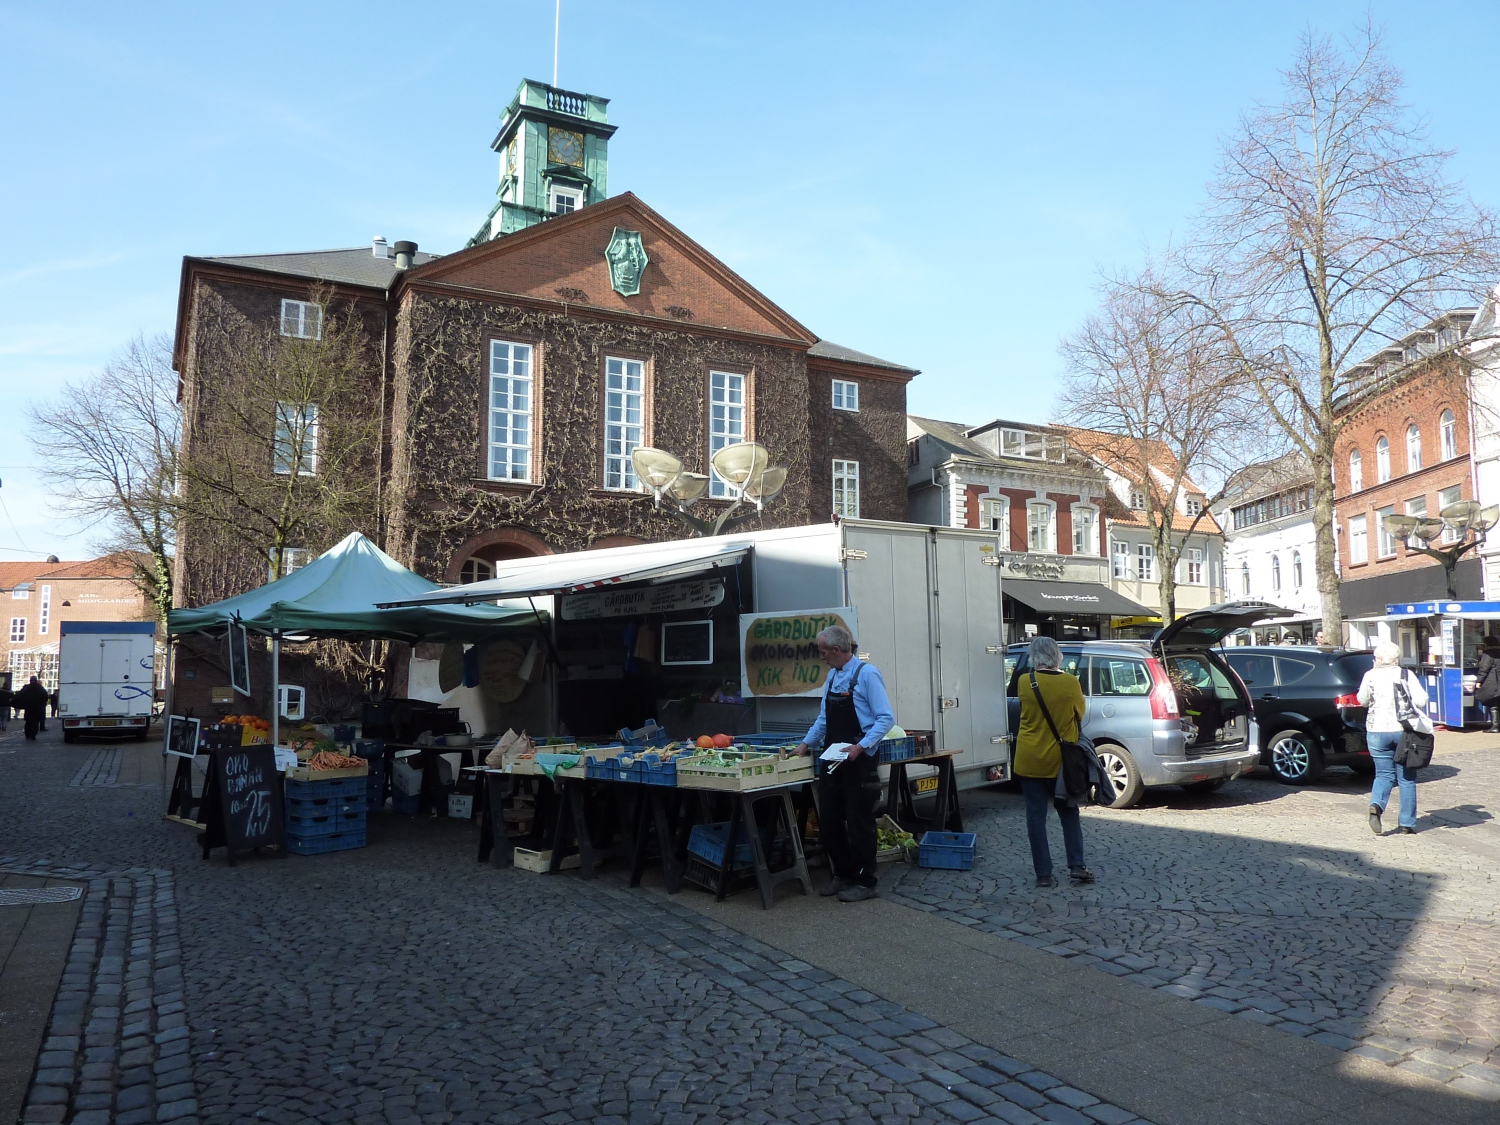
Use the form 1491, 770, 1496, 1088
553, 0, 560, 87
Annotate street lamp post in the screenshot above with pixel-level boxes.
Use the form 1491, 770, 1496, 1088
1379, 500, 1500, 600
631, 443, 787, 536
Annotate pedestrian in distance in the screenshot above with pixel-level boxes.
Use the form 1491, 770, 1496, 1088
1357, 641, 1426, 835
796, 624, 895, 904
14, 676, 50, 741
1314, 630, 1327, 646
1014, 636, 1095, 888
1474, 636, 1500, 733
0, 682, 11, 731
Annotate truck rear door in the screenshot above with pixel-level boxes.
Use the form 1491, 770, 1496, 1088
99, 638, 137, 714
930, 530, 1008, 776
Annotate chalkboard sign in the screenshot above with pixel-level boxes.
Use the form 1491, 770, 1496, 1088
163, 715, 200, 759
198, 745, 285, 864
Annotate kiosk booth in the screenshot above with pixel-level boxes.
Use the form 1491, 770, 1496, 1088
1383, 599, 1500, 728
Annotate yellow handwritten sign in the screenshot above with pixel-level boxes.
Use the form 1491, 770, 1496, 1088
739, 608, 857, 698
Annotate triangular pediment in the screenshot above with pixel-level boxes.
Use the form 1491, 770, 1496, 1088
404, 194, 815, 343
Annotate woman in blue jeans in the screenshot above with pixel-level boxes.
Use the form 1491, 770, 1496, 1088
1356, 641, 1425, 835
1013, 636, 1093, 887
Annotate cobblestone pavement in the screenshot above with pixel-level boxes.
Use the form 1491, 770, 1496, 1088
69, 749, 124, 788
0, 731, 1150, 1125
888, 737, 1500, 1100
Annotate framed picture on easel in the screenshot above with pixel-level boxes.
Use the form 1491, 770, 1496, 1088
226, 621, 251, 697
164, 715, 201, 760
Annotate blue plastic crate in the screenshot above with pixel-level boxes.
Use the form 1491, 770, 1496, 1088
687, 821, 781, 868
877, 736, 918, 764
286, 776, 366, 800
285, 793, 363, 817
354, 739, 386, 760
585, 753, 621, 781
285, 811, 341, 837
286, 828, 367, 855
918, 831, 976, 870
391, 792, 420, 815
336, 807, 367, 832
636, 752, 678, 787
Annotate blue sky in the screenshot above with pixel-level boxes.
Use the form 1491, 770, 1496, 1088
3, 1, 1497, 559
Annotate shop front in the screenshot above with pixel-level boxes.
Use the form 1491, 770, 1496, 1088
1383, 599, 1500, 728
998, 557, 1152, 644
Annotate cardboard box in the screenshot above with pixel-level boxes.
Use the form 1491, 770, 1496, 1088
447, 793, 474, 819
393, 751, 424, 797
513, 847, 581, 873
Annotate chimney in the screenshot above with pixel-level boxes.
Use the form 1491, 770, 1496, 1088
372, 235, 389, 259
393, 240, 417, 270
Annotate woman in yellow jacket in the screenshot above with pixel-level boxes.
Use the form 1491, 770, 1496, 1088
1014, 636, 1094, 889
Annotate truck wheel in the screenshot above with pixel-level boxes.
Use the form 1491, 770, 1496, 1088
1095, 744, 1144, 809
1268, 730, 1325, 784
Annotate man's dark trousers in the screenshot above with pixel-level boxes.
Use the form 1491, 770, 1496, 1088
817, 755, 880, 887
24, 713, 40, 739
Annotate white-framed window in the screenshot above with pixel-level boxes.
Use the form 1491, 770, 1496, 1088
979, 497, 1008, 538
1406, 424, 1422, 473
1027, 502, 1054, 553
709, 370, 746, 499
604, 357, 645, 491
273, 402, 319, 476
1349, 514, 1368, 564
1185, 497, 1202, 517
488, 341, 534, 482
10, 587, 27, 600
1271, 554, 1282, 592
1184, 548, 1204, 585
268, 547, 312, 580
1439, 484, 1463, 544
1112, 541, 1131, 579
1376, 436, 1390, 483
548, 184, 584, 215
832, 459, 860, 518
9, 618, 24, 643
38, 585, 50, 636
1000, 429, 1065, 461
1441, 410, 1458, 461
1136, 543, 1156, 582
460, 557, 494, 585
1349, 449, 1363, 492
1071, 506, 1096, 555
279, 299, 322, 340
1404, 496, 1427, 548
1240, 561, 1251, 595
1129, 488, 1146, 510
831, 380, 859, 412
1376, 505, 1396, 557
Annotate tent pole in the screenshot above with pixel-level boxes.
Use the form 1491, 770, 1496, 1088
160, 635, 174, 813
271, 634, 281, 749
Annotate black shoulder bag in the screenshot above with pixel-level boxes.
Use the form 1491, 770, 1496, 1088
1393, 673, 1435, 770
1028, 670, 1098, 799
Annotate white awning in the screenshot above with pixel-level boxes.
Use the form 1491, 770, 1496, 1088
381, 536, 754, 607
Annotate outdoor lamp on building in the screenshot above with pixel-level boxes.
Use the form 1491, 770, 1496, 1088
1380, 502, 1500, 599
631, 442, 787, 536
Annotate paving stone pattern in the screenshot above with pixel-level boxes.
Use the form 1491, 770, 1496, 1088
68, 750, 123, 789
1, 736, 1148, 1125
0, 857, 194, 1125
888, 746, 1500, 1101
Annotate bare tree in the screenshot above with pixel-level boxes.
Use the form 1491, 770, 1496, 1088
176, 286, 380, 595
1061, 275, 1262, 623
1173, 26, 1498, 639
27, 333, 179, 617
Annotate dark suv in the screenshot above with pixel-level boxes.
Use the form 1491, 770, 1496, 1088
1219, 646, 1374, 784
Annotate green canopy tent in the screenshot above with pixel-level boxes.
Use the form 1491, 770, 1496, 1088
167, 532, 542, 745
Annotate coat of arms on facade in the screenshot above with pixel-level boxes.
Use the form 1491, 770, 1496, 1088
605, 228, 649, 297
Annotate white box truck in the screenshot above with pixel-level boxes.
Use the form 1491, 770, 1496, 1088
58, 621, 156, 742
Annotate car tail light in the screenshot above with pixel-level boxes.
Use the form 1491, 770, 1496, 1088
1333, 693, 1361, 707
1146, 657, 1180, 720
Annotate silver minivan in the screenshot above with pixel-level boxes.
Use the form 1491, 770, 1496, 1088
1006, 605, 1287, 808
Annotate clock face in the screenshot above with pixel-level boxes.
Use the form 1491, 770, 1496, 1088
548, 127, 584, 167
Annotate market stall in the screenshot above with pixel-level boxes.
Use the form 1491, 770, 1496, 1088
1383, 599, 1500, 727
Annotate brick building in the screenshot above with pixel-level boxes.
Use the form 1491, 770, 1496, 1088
1332, 311, 1478, 649
0, 554, 154, 690
170, 79, 917, 712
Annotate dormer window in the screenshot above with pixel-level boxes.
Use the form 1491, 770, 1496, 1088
1130, 489, 1146, 510
999, 428, 1065, 461
1185, 497, 1202, 516
548, 184, 584, 215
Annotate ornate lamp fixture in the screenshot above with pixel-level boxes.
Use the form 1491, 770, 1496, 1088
631, 442, 787, 536
1380, 501, 1500, 599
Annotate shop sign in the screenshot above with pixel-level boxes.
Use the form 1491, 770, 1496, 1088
739, 607, 857, 698
560, 577, 724, 621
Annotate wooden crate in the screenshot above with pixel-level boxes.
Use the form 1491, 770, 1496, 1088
512, 847, 581, 873
677, 751, 812, 791
285, 762, 368, 782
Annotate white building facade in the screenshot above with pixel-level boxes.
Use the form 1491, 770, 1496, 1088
1213, 455, 1323, 642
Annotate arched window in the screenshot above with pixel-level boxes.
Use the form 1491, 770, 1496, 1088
1271, 554, 1281, 592
1240, 561, 1250, 596
460, 557, 494, 585
1441, 410, 1458, 460
1349, 449, 1363, 492
1292, 550, 1303, 588
1406, 424, 1422, 472
1376, 436, 1390, 482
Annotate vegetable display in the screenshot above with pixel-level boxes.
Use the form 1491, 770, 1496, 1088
877, 826, 916, 850
308, 750, 363, 771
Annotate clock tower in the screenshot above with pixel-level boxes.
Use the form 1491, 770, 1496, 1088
469, 79, 617, 245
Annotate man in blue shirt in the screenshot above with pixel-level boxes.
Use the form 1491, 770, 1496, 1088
796, 624, 895, 902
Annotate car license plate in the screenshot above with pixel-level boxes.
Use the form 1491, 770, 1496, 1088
95, 719, 119, 727
914, 776, 940, 794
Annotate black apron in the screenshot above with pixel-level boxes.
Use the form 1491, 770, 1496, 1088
825, 661, 868, 749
